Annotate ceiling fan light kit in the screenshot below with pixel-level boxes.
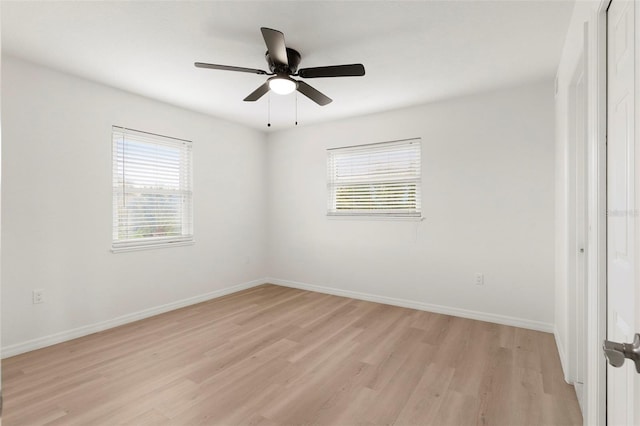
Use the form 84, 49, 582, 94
195, 27, 365, 110
268, 75, 298, 95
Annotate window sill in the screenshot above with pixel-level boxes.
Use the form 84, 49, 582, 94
327, 215, 425, 222
111, 240, 195, 253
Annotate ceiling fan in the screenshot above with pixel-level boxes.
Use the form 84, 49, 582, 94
195, 27, 365, 106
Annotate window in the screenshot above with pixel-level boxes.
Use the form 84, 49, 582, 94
327, 138, 421, 217
112, 126, 193, 252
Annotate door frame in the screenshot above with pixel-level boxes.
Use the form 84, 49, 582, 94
567, 43, 588, 409
586, 0, 609, 424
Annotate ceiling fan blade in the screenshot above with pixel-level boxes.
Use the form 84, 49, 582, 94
298, 64, 365, 78
297, 81, 332, 106
260, 27, 288, 67
195, 62, 269, 75
243, 82, 270, 102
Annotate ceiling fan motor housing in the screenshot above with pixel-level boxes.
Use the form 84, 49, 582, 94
266, 48, 301, 74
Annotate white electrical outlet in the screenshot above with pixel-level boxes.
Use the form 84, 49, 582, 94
475, 273, 484, 286
32, 289, 45, 304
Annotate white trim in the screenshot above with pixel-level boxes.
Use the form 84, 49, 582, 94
1, 278, 266, 358
326, 215, 425, 222
2, 277, 554, 360
555, 326, 572, 384
267, 277, 554, 333
565, 41, 588, 388
586, 1, 609, 425
111, 240, 195, 253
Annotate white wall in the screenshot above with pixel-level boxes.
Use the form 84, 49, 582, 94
1, 56, 558, 357
1, 56, 268, 355
266, 81, 556, 329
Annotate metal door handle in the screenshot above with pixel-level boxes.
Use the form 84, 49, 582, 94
603, 334, 640, 373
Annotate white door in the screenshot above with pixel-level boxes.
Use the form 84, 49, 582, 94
606, 0, 640, 424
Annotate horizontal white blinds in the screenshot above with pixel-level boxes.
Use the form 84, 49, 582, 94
327, 139, 421, 217
112, 127, 193, 250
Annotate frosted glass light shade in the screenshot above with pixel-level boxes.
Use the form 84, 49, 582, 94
269, 77, 297, 95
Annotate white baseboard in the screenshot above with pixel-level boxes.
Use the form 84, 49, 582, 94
2, 278, 267, 358
4, 277, 555, 359
267, 277, 554, 333
554, 327, 572, 384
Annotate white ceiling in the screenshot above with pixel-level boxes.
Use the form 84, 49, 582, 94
2, 1, 574, 131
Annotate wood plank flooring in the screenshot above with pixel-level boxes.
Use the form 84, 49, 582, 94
2, 284, 582, 425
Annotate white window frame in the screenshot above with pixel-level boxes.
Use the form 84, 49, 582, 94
327, 138, 422, 218
112, 126, 193, 252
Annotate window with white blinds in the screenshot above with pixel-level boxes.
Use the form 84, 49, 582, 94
327, 138, 422, 217
112, 126, 193, 251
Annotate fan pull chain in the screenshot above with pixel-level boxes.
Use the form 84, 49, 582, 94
295, 92, 298, 126
267, 92, 271, 127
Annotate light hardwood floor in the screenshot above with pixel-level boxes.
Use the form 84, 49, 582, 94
3, 284, 582, 425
